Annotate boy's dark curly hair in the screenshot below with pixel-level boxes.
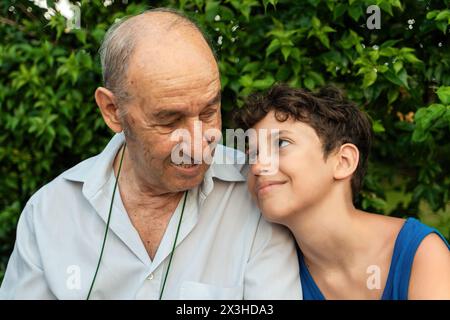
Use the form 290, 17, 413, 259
234, 84, 373, 201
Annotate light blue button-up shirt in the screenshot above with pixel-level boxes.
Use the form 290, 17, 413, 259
0, 133, 301, 299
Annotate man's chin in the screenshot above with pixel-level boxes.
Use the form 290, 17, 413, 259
173, 178, 204, 193
169, 163, 209, 191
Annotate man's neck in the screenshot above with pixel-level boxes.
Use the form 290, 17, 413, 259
112, 144, 184, 212
112, 144, 185, 260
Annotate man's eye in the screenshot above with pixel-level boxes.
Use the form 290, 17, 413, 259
278, 139, 291, 148
162, 118, 181, 127
201, 111, 217, 119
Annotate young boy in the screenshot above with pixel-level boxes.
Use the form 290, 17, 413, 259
236, 84, 450, 299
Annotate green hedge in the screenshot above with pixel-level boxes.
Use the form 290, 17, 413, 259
1, 0, 449, 280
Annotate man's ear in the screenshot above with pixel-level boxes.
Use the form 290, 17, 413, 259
333, 143, 359, 181
95, 87, 123, 133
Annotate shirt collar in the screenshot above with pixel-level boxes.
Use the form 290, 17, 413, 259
61, 132, 247, 200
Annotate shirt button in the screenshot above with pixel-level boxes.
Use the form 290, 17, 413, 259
147, 273, 154, 280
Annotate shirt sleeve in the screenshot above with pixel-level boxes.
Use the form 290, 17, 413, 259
243, 215, 302, 300
0, 200, 56, 299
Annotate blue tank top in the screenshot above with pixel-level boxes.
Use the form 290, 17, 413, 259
298, 218, 450, 300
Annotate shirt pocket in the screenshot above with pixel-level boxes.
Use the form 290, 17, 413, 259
179, 281, 243, 300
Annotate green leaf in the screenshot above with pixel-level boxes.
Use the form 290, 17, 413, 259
372, 120, 385, 133
311, 16, 321, 29
348, 4, 363, 21
384, 69, 409, 89
380, 39, 401, 49
74, 29, 87, 44
435, 10, 450, 21
281, 46, 292, 61
205, 1, 220, 22
253, 75, 275, 90
411, 104, 447, 144
303, 77, 315, 90
322, 26, 336, 33
317, 33, 330, 48
403, 53, 422, 64
426, 11, 439, 19
436, 86, 450, 105
242, 62, 261, 73
436, 21, 448, 34
220, 74, 229, 89
363, 69, 377, 88
393, 61, 403, 74
307, 71, 325, 86
239, 74, 253, 87
391, 0, 402, 10
262, 0, 278, 11
266, 39, 281, 57
387, 89, 399, 104
307, 0, 320, 7
411, 128, 429, 143
333, 4, 347, 19
415, 104, 447, 130
275, 65, 291, 81
378, 2, 393, 16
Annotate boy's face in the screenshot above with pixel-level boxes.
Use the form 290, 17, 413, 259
247, 111, 336, 223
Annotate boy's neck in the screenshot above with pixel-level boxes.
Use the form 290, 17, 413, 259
286, 190, 373, 273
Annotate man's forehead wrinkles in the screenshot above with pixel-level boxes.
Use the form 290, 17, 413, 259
150, 89, 220, 118
149, 72, 219, 87
152, 94, 219, 114
148, 77, 220, 99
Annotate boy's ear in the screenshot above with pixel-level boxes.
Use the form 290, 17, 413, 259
333, 143, 359, 181
95, 87, 123, 133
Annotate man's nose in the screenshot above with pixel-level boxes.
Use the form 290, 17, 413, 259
184, 119, 214, 162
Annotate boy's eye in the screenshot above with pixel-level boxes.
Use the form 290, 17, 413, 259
278, 139, 291, 148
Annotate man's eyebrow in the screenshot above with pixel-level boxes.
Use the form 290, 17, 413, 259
205, 91, 221, 108
153, 91, 221, 119
153, 109, 184, 120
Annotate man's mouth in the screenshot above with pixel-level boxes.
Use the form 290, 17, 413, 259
171, 156, 202, 170
171, 162, 199, 168
171, 150, 204, 168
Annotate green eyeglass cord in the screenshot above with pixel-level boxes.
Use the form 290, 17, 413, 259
86, 142, 188, 300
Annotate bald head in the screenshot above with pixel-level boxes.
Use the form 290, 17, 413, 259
99, 8, 217, 106
95, 9, 222, 195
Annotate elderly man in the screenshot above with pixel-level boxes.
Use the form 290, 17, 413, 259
0, 9, 300, 299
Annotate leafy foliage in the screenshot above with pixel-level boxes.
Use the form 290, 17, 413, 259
0, 0, 449, 280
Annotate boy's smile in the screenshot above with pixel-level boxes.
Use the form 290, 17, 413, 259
248, 110, 336, 224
